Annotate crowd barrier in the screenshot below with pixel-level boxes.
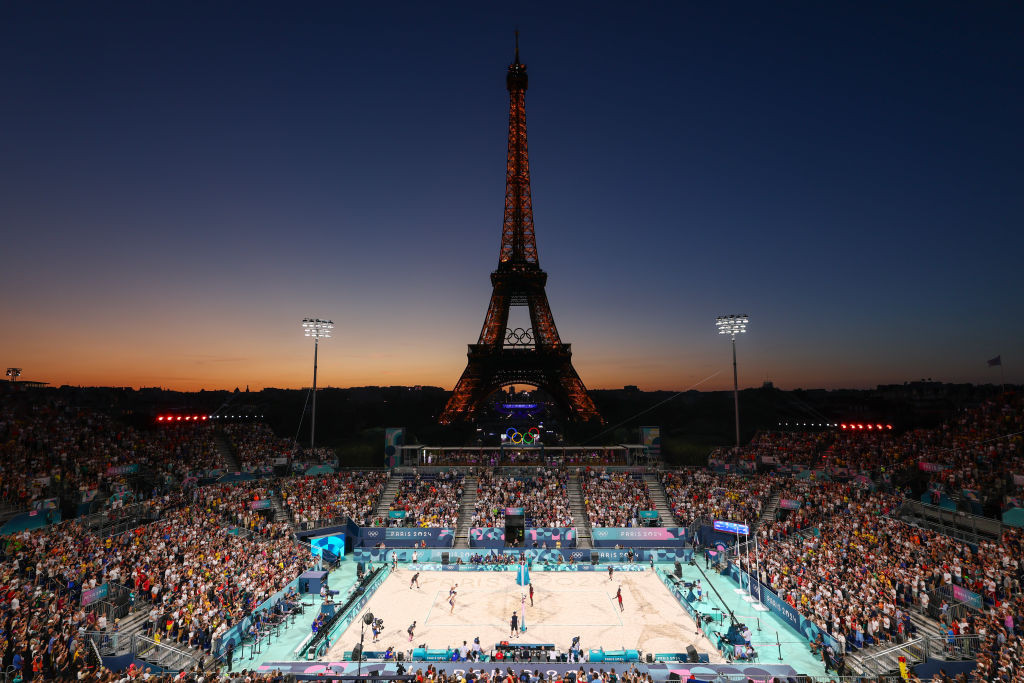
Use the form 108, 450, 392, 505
470, 528, 577, 549
253, 660, 799, 681
352, 547, 694, 564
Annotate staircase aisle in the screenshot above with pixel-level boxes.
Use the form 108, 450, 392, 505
213, 432, 241, 472
373, 472, 405, 520
842, 611, 948, 676
568, 473, 592, 549
642, 472, 676, 525
269, 493, 291, 526
757, 492, 781, 530
453, 475, 478, 548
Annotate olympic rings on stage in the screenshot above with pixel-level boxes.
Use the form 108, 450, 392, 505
505, 427, 542, 445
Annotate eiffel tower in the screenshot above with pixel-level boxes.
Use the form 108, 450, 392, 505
439, 37, 601, 424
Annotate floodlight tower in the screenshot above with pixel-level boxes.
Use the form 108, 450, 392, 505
6, 368, 21, 383
715, 315, 749, 449
302, 318, 333, 453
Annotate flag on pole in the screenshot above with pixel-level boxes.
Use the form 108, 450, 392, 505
988, 356, 1002, 367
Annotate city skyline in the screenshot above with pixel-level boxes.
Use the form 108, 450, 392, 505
1, 3, 1021, 393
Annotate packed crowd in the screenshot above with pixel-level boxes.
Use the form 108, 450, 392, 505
0, 396, 222, 511
735, 486, 1023, 663
222, 423, 296, 472
472, 469, 573, 528
0, 485, 313, 682
190, 483, 294, 540
580, 470, 655, 527
756, 479, 874, 540
660, 470, 773, 526
387, 471, 464, 527
740, 394, 1024, 516
280, 471, 388, 527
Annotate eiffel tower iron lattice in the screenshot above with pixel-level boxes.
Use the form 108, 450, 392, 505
439, 37, 601, 425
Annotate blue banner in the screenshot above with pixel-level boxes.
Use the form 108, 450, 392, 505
358, 527, 454, 547
591, 527, 688, 547
712, 520, 749, 535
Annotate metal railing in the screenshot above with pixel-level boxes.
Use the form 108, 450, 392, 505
896, 499, 1002, 543
133, 634, 211, 673
858, 637, 926, 676
854, 633, 983, 677
925, 584, 985, 624
80, 629, 123, 655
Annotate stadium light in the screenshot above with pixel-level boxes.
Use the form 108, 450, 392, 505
716, 314, 748, 450
302, 317, 334, 454
6, 368, 22, 383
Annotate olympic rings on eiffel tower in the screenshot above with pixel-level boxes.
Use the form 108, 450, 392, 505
505, 427, 542, 445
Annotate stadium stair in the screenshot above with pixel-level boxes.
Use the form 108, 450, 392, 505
105, 605, 150, 655
213, 431, 242, 472
642, 473, 675, 525
269, 493, 290, 525
568, 473, 592, 549
757, 492, 781, 530
453, 474, 478, 548
372, 471, 405, 520
842, 611, 949, 676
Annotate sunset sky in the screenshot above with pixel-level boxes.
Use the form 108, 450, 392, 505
1, 2, 1021, 392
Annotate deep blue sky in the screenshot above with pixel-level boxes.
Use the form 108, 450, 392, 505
1, 2, 1021, 391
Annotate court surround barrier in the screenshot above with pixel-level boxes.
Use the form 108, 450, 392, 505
352, 547, 693, 564
471, 527, 577, 548
254, 660, 801, 681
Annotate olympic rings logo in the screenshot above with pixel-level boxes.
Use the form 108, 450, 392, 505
505, 427, 541, 444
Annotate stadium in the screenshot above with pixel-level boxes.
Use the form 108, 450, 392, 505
4, 5, 1023, 683
1, 382, 1021, 683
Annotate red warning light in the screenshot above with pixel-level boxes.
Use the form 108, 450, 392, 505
887, 424, 893, 430
840, 424, 847, 429
201, 416, 208, 421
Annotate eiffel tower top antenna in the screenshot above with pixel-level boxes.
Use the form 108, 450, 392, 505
514, 29, 520, 63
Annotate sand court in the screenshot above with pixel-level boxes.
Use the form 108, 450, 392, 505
325, 569, 723, 663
